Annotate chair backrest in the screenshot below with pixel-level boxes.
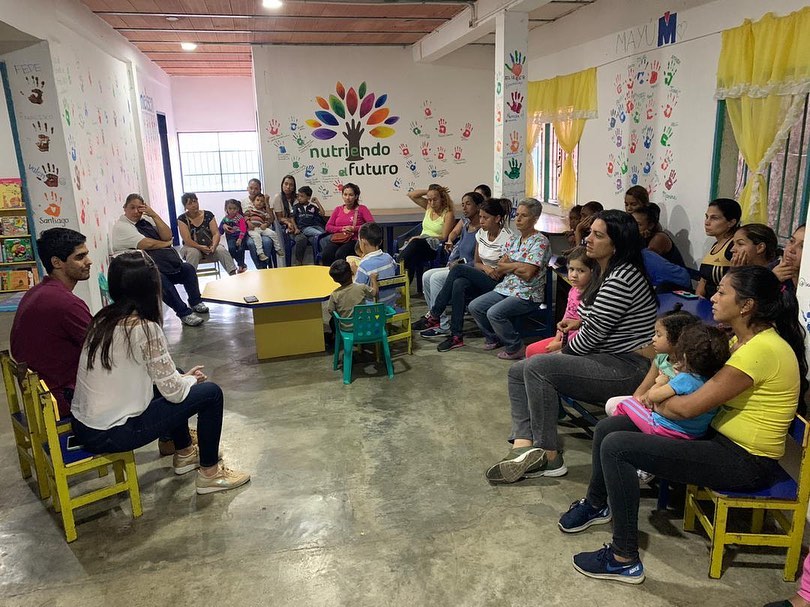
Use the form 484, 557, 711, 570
789, 415, 810, 505
377, 273, 409, 314
351, 304, 390, 342
38, 383, 68, 470
0, 350, 25, 419
98, 273, 112, 306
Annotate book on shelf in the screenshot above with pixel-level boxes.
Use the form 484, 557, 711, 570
3, 238, 33, 263
0, 179, 24, 209
0, 269, 35, 291
1, 215, 28, 236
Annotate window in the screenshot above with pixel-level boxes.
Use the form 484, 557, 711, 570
178, 131, 260, 193
710, 96, 810, 241
531, 124, 578, 205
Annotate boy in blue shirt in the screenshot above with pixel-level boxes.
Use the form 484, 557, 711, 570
355, 223, 398, 307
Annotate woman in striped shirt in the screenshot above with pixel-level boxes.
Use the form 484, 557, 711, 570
485, 210, 657, 484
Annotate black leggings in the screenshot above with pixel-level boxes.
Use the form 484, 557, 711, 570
320, 237, 357, 266
430, 264, 497, 336
586, 415, 780, 559
400, 238, 436, 284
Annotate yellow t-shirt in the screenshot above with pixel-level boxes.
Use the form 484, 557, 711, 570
711, 328, 800, 458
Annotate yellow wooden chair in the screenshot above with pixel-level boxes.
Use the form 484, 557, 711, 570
684, 415, 810, 580
377, 273, 412, 355
2, 350, 50, 498
28, 378, 142, 542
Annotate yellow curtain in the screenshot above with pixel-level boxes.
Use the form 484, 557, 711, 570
525, 122, 542, 198
716, 7, 810, 222
527, 67, 597, 209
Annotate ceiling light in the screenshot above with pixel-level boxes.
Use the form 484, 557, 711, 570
165, 16, 179, 22
180, 42, 198, 51
263, 0, 283, 8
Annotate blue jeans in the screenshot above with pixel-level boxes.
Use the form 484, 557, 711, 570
224, 232, 246, 269
161, 262, 202, 318
469, 291, 537, 353
431, 264, 498, 337
245, 235, 275, 269
72, 382, 225, 468
294, 225, 325, 264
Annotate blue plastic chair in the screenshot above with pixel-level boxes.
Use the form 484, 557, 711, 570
332, 304, 395, 384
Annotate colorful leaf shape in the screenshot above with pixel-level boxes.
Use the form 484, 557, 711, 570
336, 82, 345, 99
369, 126, 395, 138
329, 95, 345, 119
367, 108, 389, 125
346, 87, 358, 116
316, 96, 329, 110
315, 111, 339, 126
359, 93, 375, 118
312, 128, 338, 140
359, 81, 367, 99
384, 116, 400, 125
375, 94, 387, 108
305, 119, 322, 128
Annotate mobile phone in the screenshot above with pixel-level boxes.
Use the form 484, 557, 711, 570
66, 435, 83, 451
672, 290, 699, 299
244, 295, 259, 303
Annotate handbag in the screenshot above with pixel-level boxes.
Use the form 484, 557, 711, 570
330, 210, 357, 244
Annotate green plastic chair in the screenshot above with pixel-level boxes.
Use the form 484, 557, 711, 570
98, 273, 112, 306
332, 304, 395, 385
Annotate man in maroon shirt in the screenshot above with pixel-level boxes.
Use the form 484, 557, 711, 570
11, 228, 91, 417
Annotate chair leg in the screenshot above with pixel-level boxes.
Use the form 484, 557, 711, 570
343, 342, 354, 385
333, 336, 340, 370
382, 339, 394, 379
53, 473, 77, 542
709, 501, 728, 579
14, 433, 32, 479
98, 465, 109, 478
113, 460, 125, 483
751, 508, 765, 534
31, 443, 51, 500
124, 458, 143, 518
784, 512, 803, 582
683, 486, 697, 531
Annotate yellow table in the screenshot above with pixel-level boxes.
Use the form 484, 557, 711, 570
201, 266, 336, 360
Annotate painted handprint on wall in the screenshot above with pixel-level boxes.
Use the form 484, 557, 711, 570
504, 158, 522, 180
660, 126, 674, 147
38, 163, 60, 188
662, 93, 678, 119
505, 51, 525, 78
643, 153, 654, 175
642, 126, 654, 149
461, 123, 473, 140
664, 56, 680, 86
660, 149, 673, 171
410, 121, 422, 136
421, 141, 431, 157
422, 100, 433, 118
399, 143, 411, 158
267, 118, 280, 136
43, 191, 62, 217
629, 131, 638, 154
664, 169, 678, 190
437, 118, 447, 135
645, 97, 656, 121
649, 59, 661, 85
453, 146, 463, 161
508, 91, 523, 114
509, 131, 521, 153
33, 121, 54, 152
437, 146, 446, 161
21, 76, 45, 104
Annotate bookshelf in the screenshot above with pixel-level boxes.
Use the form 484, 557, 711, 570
0, 179, 38, 294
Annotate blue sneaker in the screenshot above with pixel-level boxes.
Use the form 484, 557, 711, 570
558, 498, 612, 533
572, 544, 645, 584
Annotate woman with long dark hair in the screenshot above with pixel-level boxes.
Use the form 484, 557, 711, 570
631, 203, 685, 267
320, 182, 374, 265
696, 198, 742, 298
71, 251, 250, 495
485, 210, 657, 482
561, 265, 807, 585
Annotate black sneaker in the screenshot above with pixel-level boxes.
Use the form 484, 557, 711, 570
420, 327, 449, 338
437, 336, 464, 352
559, 498, 612, 533
572, 544, 645, 584
412, 314, 439, 331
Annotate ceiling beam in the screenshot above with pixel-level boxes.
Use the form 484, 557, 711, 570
116, 28, 434, 35
94, 12, 452, 22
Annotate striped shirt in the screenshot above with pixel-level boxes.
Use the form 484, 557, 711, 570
476, 227, 513, 267
355, 249, 398, 307
567, 262, 657, 355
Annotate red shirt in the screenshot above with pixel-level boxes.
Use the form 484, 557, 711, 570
10, 276, 92, 416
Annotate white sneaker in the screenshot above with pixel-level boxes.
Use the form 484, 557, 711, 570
181, 313, 204, 327
195, 465, 251, 495
193, 302, 209, 313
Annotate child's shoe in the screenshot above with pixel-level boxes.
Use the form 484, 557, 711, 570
258, 253, 269, 262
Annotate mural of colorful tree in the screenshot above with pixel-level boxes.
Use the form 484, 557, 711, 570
306, 81, 399, 161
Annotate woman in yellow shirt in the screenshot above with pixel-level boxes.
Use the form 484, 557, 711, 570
559, 265, 807, 584
400, 184, 455, 288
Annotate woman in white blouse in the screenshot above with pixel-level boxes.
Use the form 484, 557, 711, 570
71, 251, 249, 495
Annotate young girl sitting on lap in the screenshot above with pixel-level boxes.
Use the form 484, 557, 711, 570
612, 322, 730, 438
526, 246, 597, 357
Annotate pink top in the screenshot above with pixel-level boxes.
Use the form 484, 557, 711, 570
558, 286, 582, 341
325, 204, 374, 240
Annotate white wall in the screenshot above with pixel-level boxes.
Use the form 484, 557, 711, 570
253, 45, 495, 211
0, 82, 20, 179
170, 76, 257, 214
527, 0, 810, 265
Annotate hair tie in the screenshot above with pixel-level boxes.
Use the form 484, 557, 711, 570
780, 284, 788, 293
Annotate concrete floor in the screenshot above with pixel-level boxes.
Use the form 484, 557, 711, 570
0, 294, 799, 606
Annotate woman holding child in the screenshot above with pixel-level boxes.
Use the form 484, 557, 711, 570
485, 210, 657, 481
321, 183, 374, 266
561, 265, 807, 584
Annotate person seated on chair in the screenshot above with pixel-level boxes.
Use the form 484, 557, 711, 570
773, 224, 805, 292
321, 183, 374, 266
560, 266, 807, 585
631, 202, 686, 267
288, 185, 326, 265
413, 197, 512, 352
219, 199, 248, 274
10, 228, 91, 417
355, 222, 398, 308
400, 184, 455, 287
730, 223, 778, 269
71, 251, 250, 496
111, 194, 207, 327
572, 200, 604, 246
484, 210, 657, 484
177, 192, 237, 275
468, 198, 551, 360
326, 260, 379, 339
245, 192, 284, 263
241, 178, 275, 269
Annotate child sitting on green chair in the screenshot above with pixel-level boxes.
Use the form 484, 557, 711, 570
327, 260, 379, 336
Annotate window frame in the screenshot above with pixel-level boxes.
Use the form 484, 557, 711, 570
531, 123, 577, 206
177, 130, 261, 194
